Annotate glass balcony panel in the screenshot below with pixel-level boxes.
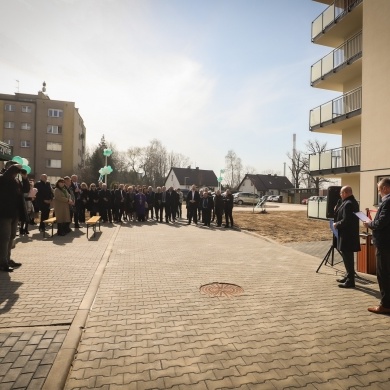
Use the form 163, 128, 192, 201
311, 61, 322, 84
321, 102, 333, 122
322, 4, 335, 30
322, 53, 334, 76
309, 154, 320, 171
321, 151, 333, 169
310, 107, 321, 128
312, 15, 323, 39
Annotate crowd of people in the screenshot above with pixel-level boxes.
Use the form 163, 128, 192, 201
0, 164, 236, 272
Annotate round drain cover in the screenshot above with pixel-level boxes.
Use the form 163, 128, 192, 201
200, 282, 244, 298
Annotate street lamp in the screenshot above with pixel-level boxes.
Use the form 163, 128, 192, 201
184, 177, 189, 189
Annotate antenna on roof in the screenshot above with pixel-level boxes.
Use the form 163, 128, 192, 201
15, 80, 19, 93
42, 81, 46, 93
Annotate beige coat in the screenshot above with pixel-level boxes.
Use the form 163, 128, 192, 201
54, 187, 71, 223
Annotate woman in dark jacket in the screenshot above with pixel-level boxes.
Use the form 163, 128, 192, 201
214, 190, 225, 227
88, 183, 99, 217
333, 186, 360, 288
79, 182, 89, 223
224, 189, 234, 228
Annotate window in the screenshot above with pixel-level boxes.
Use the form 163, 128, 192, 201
21, 122, 31, 130
3, 139, 14, 146
21, 106, 32, 113
47, 125, 62, 134
4, 104, 15, 112
46, 142, 62, 151
46, 159, 61, 168
48, 109, 63, 117
4, 122, 15, 129
20, 140, 31, 148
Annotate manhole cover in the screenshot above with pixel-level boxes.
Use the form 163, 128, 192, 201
200, 282, 244, 298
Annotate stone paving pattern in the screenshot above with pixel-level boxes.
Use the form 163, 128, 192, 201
1, 214, 390, 389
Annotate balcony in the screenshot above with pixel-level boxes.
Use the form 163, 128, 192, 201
310, 87, 361, 134
311, 31, 362, 91
309, 144, 360, 176
312, 0, 363, 47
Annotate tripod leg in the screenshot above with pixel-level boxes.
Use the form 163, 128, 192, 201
316, 246, 333, 273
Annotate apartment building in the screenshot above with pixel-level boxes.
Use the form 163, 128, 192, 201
308, 0, 390, 210
0, 89, 86, 182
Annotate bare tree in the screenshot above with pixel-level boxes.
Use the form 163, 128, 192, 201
286, 149, 306, 189
168, 151, 190, 169
245, 165, 257, 174
225, 150, 243, 189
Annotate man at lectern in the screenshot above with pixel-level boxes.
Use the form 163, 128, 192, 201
333, 186, 360, 288
364, 178, 390, 314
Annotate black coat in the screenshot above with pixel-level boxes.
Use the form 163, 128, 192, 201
368, 195, 390, 250
334, 195, 360, 252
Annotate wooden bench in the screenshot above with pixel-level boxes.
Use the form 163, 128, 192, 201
42, 217, 57, 237
86, 216, 101, 238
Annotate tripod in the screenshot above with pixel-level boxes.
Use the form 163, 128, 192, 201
316, 244, 343, 273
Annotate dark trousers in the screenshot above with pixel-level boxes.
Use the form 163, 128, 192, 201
154, 205, 162, 221
164, 204, 171, 221
215, 212, 223, 227
101, 206, 112, 222
73, 200, 81, 226
177, 202, 182, 218
0, 217, 18, 268
188, 205, 198, 224
341, 251, 355, 282
225, 209, 233, 227
39, 204, 50, 229
202, 209, 211, 226
147, 206, 154, 220
376, 247, 390, 308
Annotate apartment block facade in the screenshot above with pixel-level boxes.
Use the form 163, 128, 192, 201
0, 91, 86, 182
309, 0, 390, 210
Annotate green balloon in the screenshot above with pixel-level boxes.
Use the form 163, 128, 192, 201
12, 156, 23, 164
22, 165, 31, 174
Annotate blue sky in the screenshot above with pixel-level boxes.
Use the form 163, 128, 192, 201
0, 0, 340, 176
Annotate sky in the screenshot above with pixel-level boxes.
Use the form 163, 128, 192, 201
0, 0, 341, 177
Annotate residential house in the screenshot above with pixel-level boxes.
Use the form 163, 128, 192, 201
308, 0, 390, 210
165, 167, 218, 190
237, 174, 294, 202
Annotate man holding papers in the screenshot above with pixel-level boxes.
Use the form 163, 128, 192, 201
363, 178, 390, 314
333, 186, 360, 288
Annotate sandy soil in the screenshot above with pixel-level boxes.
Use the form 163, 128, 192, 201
233, 210, 332, 243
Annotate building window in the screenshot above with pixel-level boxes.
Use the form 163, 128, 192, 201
47, 125, 62, 134
4, 122, 15, 129
46, 142, 62, 151
3, 139, 14, 146
21, 140, 31, 148
21, 106, 32, 113
46, 159, 62, 168
21, 122, 31, 130
4, 104, 16, 112
48, 109, 63, 117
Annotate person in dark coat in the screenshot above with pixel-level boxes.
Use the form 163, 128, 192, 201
333, 186, 360, 288
35, 174, 53, 232
0, 164, 30, 271
364, 178, 390, 314
166, 186, 179, 222
154, 187, 163, 222
186, 184, 200, 225
201, 190, 214, 227
99, 183, 112, 223
224, 189, 234, 228
146, 186, 155, 220
214, 190, 224, 227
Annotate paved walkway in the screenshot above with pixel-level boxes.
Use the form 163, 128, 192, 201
1, 215, 389, 389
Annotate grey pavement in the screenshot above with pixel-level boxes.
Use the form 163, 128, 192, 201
1, 213, 389, 390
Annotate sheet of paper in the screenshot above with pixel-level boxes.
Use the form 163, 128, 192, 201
354, 211, 371, 223
329, 218, 338, 238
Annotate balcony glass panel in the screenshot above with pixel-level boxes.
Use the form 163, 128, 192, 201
310, 154, 320, 171
322, 4, 335, 30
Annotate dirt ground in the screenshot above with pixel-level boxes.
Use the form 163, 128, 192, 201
233, 210, 332, 243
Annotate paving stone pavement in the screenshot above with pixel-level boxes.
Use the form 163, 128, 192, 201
1, 217, 390, 389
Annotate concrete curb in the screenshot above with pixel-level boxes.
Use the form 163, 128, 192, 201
42, 224, 120, 390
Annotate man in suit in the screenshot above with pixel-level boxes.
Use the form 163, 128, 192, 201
186, 184, 200, 225
35, 174, 53, 232
114, 184, 126, 222
154, 187, 163, 222
333, 186, 360, 288
201, 190, 214, 227
364, 178, 390, 314
146, 186, 155, 220
70, 174, 82, 228
167, 186, 179, 222
99, 183, 112, 223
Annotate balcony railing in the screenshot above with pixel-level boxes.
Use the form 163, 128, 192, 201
309, 144, 360, 173
311, 31, 362, 84
312, 0, 363, 41
310, 87, 361, 130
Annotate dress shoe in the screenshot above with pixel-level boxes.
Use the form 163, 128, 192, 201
9, 260, 22, 268
336, 277, 347, 283
367, 305, 390, 314
338, 281, 355, 288
0, 266, 14, 272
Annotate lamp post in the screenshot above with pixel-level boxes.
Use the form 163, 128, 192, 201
184, 177, 189, 189
218, 169, 225, 191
